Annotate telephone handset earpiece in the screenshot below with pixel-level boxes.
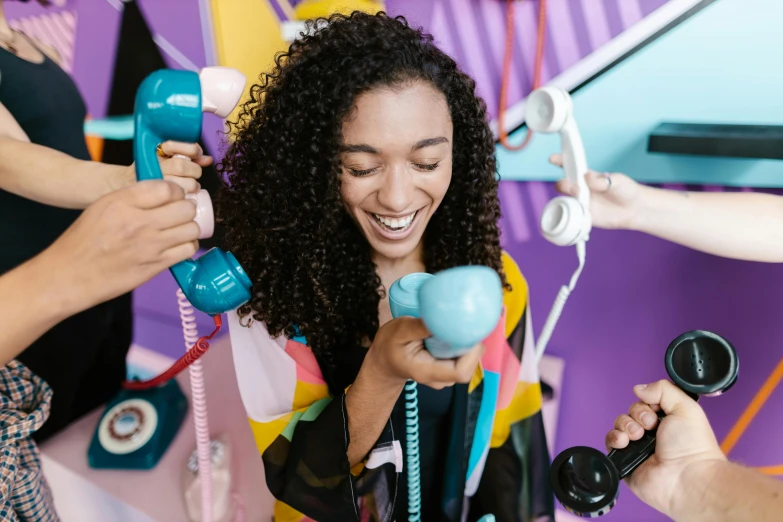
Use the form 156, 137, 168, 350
551, 330, 739, 518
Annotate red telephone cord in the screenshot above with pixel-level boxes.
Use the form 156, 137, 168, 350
122, 315, 223, 391
497, 0, 548, 151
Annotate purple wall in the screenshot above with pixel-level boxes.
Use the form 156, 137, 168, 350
387, 0, 669, 119
7, 2, 782, 521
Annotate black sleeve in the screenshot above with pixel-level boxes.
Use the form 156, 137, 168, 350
262, 393, 399, 522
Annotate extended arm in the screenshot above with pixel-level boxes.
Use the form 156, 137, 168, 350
551, 154, 783, 262
0, 101, 129, 209
0, 248, 74, 366
0, 102, 208, 209
670, 459, 783, 522
0, 180, 200, 366
630, 185, 783, 262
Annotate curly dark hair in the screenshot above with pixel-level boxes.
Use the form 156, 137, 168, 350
217, 11, 506, 389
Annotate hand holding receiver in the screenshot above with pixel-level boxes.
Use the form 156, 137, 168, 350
550, 330, 739, 518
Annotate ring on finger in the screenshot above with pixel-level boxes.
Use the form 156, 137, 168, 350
602, 172, 612, 190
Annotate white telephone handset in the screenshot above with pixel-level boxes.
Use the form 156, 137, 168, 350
524, 86, 591, 361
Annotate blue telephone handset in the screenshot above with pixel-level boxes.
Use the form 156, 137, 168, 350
133, 68, 252, 316
389, 266, 502, 522
389, 266, 503, 358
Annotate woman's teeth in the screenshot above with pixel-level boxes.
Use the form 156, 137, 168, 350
373, 211, 416, 231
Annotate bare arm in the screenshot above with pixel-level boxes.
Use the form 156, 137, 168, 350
345, 317, 483, 466
671, 459, 783, 522
631, 185, 783, 262
0, 248, 73, 366
0, 137, 131, 209
345, 353, 406, 466
551, 154, 783, 263
0, 102, 210, 209
0, 101, 130, 208
0, 180, 200, 366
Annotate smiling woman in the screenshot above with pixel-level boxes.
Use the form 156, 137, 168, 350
217, 11, 553, 522
339, 83, 453, 261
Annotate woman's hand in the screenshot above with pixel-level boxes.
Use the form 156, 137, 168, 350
365, 316, 485, 389
550, 153, 642, 230
346, 316, 485, 466
0, 180, 202, 365
118, 141, 213, 194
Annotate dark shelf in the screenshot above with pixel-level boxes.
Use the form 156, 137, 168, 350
648, 122, 783, 160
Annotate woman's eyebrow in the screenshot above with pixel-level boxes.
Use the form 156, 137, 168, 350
411, 136, 449, 151
340, 137, 449, 154
340, 143, 379, 154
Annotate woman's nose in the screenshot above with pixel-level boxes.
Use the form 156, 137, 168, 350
377, 167, 414, 213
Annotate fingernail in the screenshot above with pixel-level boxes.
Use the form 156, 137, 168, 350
627, 422, 642, 433
634, 384, 648, 390
640, 412, 655, 428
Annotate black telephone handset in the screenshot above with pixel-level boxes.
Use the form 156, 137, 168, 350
551, 330, 739, 518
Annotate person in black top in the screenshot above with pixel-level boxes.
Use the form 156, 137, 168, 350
0, 0, 210, 442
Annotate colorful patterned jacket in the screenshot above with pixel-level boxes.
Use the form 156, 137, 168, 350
227, 252, 555, 521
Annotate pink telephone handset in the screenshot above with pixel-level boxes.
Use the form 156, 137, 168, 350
186, 190, 215, 239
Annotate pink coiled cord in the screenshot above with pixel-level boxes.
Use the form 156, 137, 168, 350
178, 289, 214, 522
233, 493, 245, 522
122, 280, 246, 521
176, 290, 246, 522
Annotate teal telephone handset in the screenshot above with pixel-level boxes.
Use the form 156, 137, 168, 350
132, 67, 252, 316
88, 67, 252, 476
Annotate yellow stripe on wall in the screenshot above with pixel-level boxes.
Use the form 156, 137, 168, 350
294, 0, 385, 19
209, 0, 290, 123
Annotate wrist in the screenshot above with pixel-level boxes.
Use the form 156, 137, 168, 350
625, 183, 659, 232
21, 251, 81, 328
360, 347, 407, 389
669, 458, 726, 521
106, 165, 134, 198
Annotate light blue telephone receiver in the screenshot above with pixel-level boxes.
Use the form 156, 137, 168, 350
133, 67, 252, 316
389, 266, 503, 358
389, 266, 501, 522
